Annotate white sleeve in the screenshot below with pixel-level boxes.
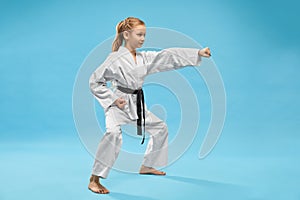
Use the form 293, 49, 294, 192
142, 48, 201, 75
89, 58, 119, 110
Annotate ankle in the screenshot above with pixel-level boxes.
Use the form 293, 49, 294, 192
90, 175, 99, 183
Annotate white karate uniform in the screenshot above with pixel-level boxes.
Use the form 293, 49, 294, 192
89, 46, 201, 178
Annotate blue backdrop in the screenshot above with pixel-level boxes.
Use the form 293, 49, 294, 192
1, 0, 299, 199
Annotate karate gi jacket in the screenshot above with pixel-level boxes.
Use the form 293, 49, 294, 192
89, 46, 201, 120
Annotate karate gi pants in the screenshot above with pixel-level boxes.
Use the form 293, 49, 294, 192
91, 106, 168, 178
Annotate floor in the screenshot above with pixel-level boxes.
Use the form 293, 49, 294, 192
1, 130, 299, 200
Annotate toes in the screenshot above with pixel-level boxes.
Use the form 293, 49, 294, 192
89, 187, 101, 194
100, 188, 109, 194
89, 185, 109, 194
103, 188, 110, 194
155, 170, 166, 175
97, 184, 109, 194
93, 188, 108, 194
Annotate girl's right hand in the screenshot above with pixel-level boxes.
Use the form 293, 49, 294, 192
198, 47, 211, 57
114, 98, 127, 109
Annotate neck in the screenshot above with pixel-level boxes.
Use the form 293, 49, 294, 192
124, 44, 136, 54
124, 44, 137, 64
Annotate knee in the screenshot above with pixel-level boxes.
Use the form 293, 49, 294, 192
161, 122, 168, 133
157, 121, 168, 135
154, 121, 168, 143
105, 126, 122, 141
106, 126, 121, 134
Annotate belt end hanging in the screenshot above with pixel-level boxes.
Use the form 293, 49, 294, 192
141, 121, 146, 145
141, 135, 145, 145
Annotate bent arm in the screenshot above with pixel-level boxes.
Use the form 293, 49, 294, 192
89, 64, 118, 110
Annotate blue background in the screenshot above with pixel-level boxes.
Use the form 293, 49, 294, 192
1, 0, 299, 199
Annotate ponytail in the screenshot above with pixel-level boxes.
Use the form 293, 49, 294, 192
111, 17, 145, 52
112, 21, 124, 52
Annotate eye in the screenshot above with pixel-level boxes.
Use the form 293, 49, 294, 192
137, 33, 146, 37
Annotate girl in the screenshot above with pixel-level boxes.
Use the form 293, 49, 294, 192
88, 17, 211, 194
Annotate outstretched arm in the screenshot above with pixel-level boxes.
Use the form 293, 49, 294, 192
142, 47, 211, 75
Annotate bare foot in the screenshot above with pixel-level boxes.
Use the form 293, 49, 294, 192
88, 175, 110, 194
139, 165, 166, 176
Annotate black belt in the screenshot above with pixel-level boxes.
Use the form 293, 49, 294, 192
117, 86, 145, 144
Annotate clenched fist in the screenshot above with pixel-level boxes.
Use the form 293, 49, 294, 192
198, 47, 211, 57
114, 98, 127, 109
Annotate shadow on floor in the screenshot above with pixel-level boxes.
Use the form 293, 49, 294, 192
109, 192, 159, 200
165, 175, 241, 188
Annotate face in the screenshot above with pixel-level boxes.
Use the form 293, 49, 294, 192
124, 25, 146, 49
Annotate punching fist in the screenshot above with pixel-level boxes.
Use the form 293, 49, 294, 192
198, 47, 211, 57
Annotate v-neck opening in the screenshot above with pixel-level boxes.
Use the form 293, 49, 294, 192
119, 46, 139, 65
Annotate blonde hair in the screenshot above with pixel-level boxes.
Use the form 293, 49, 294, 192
112, 17, 145, 52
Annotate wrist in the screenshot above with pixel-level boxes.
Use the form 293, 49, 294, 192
198, 49, 202, 56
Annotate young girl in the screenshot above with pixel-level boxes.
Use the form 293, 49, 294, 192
88, 17, 211, 194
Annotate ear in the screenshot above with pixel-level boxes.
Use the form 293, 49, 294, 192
123, 31, 129, 40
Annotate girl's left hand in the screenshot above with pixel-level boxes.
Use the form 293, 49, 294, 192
199, 47, 211, 57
